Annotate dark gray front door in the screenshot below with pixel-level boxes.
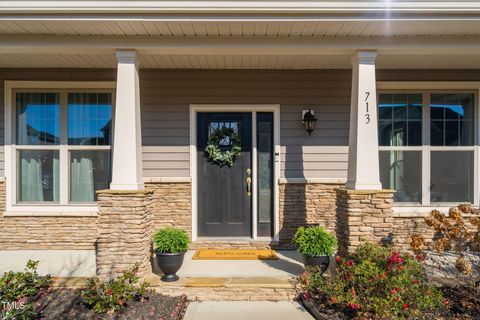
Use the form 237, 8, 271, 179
197, 113, 252, 237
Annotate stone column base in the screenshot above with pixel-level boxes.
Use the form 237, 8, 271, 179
335, 189, 394, 255
96, 189, 153, 280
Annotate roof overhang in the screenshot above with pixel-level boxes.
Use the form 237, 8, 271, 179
1, 1, 479, 69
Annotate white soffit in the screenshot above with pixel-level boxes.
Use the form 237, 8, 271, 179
1, 20, 480, 37
1, 53, 480, 69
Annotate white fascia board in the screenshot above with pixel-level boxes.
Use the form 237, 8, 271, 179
0, 1, 480, 15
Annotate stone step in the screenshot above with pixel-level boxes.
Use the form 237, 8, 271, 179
51, 275, 297, 301
147, 275, 296, 301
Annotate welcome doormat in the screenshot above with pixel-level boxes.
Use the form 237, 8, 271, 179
192, 249, 278, 260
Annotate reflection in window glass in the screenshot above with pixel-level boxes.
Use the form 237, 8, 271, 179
431, 151, 474, 203
70, 150, 111, 202
16, 93, 60, 145
208, 121, 240, 147
68, 93, 112, 145
257, 113, 273, 237
430, 94, 474, 146
379, 151, 422, 203
378, 94, 422, 146
18, 150, 59, 202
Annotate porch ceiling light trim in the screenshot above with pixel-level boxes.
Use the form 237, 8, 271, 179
302, 109, 317, 136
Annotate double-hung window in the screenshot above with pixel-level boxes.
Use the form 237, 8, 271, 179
12, 89, 113, 207
378, 92, 476, 205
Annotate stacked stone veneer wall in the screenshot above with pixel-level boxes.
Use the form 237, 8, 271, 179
278, 182, 341, 248
335, 189, 394, 255
96, 190, 154, 280
393, 212, 480, 250
146, 182, 192, 236
393, 214, 436, 249
5, 174, 474, 280
0, 180, 98, 250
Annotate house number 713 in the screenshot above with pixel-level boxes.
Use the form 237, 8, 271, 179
365, 91, 371, 124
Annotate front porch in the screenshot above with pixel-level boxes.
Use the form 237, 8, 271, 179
0, 14, 479, 282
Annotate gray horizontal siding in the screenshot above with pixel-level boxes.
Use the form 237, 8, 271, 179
2, 69, 480, 180
138, 70, 352, 178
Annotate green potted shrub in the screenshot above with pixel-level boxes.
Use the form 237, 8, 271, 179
153, 227, 190, 282
292, 226, 337, 273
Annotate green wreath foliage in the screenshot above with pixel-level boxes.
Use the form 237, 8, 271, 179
204, 127, 242, 167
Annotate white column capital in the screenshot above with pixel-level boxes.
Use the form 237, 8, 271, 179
116, 49, 138, 64
351, 51, 378, 65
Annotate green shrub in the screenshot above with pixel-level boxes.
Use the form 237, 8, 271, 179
0, 260, 52, 320
297, 242, 446, 319
82, 263, 149, 314
153, 227, 190, 253
292, 226, 337, 256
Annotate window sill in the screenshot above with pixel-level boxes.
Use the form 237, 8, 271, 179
393, 205, 477, 217
4, 206, 99, 217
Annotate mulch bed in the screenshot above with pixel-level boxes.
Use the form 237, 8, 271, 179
33, 288, 188, 320
441, 286, 480, 320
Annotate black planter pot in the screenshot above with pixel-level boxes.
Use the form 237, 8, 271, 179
301, 254, 330, 274
155, 251, 185, 282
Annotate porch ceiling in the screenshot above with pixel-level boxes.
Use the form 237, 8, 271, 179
1, 16, 480, 70
1, 52, 480, 69
1, 20, 480, 37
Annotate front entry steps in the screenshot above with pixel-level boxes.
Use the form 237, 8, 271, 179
148, 276, 296, 301
150, 250, 303, 301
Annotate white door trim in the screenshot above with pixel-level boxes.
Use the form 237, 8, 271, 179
189, 104, 281, 242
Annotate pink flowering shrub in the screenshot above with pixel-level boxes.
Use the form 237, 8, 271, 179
298, 242, 445, 319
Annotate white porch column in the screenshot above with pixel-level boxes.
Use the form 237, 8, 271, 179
110, 50, 144, 190
345, 51, 382, 190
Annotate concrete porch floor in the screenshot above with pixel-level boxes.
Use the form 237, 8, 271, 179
152, 250, 304, 278
147, 250, 305, 300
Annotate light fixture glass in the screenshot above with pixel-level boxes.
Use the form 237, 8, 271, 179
302, 109, 317, 136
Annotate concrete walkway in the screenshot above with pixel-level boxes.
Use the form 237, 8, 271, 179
184, 301, 314, 320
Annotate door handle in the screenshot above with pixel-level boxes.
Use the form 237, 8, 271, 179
246, 177, 252, 196
246, 168, 252, 196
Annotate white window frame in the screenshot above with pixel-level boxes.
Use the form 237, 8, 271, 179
4, 81, 116, 215
377, 81, 480, 212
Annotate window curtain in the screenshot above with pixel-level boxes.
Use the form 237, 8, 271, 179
53, 157, 60, 202
70, 156, 94, 202
389, 130, 405, 191
20, 154, 44, 201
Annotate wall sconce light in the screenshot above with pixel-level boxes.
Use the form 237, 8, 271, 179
302, 109, 317, 136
